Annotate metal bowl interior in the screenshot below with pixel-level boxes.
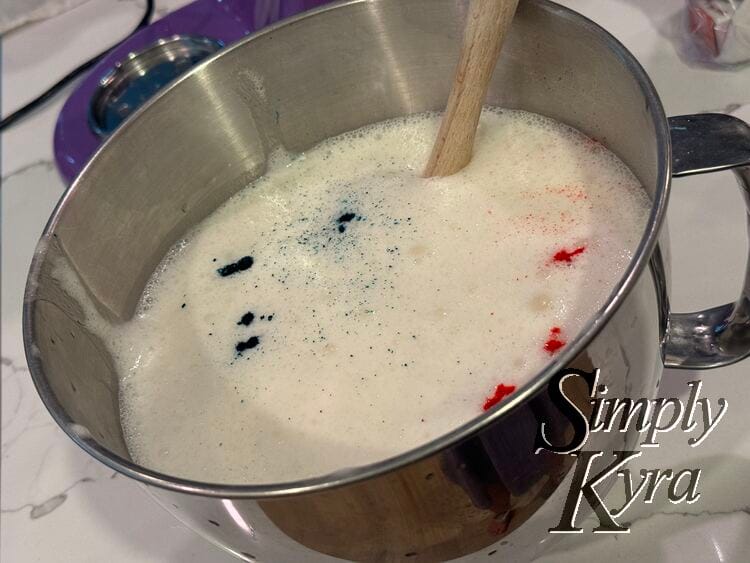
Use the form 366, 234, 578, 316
23, 0, 669, 498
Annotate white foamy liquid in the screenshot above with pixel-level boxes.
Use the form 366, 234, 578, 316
114, 109, 650, 484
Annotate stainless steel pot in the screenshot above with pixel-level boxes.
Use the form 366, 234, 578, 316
23, 0, 750, 561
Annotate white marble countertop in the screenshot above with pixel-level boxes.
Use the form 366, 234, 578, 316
2, 0, 750, 561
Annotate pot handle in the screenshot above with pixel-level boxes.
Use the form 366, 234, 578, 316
664, 113, 750, 369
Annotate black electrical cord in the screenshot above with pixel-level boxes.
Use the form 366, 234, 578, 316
0, 0, 155, 132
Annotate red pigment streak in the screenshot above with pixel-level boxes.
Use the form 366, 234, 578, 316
511, 213, 573, 237
544, 326, 566, 355
553, 246, 586, 263
545, 185, 588, 202
482, 383, 516, 411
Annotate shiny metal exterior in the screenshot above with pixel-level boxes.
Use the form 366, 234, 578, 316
22, 1, 750, 561
664, 114, 750, 369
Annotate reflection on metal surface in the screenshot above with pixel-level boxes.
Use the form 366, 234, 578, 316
89, 35, 223, 137
222, 499, 255, 536
670, 114, 750, 177
665, 114, 750, 369
256, 375, 589, 561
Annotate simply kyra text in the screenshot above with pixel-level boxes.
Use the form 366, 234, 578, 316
534, 368, 728, 533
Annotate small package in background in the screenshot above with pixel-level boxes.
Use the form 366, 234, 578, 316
685, 0, 750, 66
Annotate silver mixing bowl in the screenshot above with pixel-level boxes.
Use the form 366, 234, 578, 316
23, 0, 750, 560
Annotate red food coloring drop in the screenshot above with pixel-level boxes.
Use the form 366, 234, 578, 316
553, 246, 586, 263
544, 326, 566, 355
482, 383, 516, 411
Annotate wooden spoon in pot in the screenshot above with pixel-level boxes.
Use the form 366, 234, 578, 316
423, 0, 520, 178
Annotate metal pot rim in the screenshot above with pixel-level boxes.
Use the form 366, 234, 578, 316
22, 0, 670, 499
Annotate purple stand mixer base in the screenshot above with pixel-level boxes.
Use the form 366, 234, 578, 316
54, 0, 331, 184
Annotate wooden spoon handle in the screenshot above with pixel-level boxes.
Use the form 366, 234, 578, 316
423, 0, 520, 178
